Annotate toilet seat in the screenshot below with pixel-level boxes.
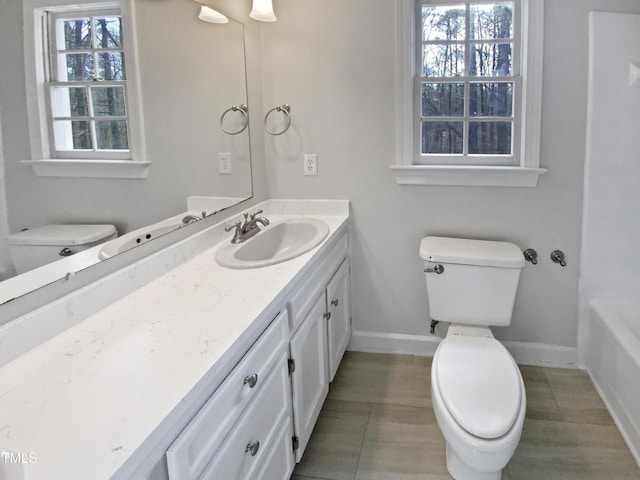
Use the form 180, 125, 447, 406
434, 336, 521, 439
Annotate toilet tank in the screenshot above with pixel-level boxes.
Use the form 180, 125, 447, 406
420, 236, 525, 326
8, 224, 117, 274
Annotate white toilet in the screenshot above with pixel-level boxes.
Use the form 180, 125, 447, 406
8, 224, 117, 274
420, 236, 526, 480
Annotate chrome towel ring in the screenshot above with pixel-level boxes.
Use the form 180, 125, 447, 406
220, 104, 249, 135
264, 104, 291, 135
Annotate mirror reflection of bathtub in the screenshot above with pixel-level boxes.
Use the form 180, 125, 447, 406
0, 0, 254, 309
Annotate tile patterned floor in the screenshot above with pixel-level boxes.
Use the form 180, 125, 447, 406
291, 352, 640, 480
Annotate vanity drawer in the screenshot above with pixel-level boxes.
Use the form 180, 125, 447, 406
166, 310, 289, 480
288, 232, 348, 333
253, 414, 295, 480
199, 351, 293, 480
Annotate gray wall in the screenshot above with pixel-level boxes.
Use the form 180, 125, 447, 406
258, 0, 640, 350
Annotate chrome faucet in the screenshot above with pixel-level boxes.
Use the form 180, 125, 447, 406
182, 211, 208, 225
225, 209, 270, 244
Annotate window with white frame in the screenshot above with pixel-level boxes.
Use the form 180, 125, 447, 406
23, 0, 148, 179
417, 1, 518, 164
392, 0, 545, 187
47, 9, 130, 159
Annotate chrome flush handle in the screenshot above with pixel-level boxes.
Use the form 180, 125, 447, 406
424, 264, 444, 274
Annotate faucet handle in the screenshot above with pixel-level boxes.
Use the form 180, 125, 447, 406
224, 221, 241, 233
249, 209, 264, 220
224, 221, 243, 244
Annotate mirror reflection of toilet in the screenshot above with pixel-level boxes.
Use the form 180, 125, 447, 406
8, 224, 117, 274
420, 236, 526, 480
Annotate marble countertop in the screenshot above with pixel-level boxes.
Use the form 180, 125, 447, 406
0, 201, 349, 480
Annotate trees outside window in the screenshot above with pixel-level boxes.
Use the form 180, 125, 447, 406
417, 2, 517, 163
48, 10, 131, 157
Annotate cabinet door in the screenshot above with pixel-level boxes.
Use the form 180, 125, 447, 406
289, 293, 329, 462
326, 258, 351, 381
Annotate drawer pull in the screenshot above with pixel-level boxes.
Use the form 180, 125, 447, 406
323, 312, 332, 320
243, 373, 259, 388
331, 298, 339, 307
245, 440, 260, 457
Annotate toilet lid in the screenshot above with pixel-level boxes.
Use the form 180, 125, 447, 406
434, 336, 522, 439
8, 224, 116, 246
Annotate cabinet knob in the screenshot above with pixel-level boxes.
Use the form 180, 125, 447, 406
323, 312, 332, 320
243, 373, 258, 388
331, 299, 339, 307
245, 440, 260, 457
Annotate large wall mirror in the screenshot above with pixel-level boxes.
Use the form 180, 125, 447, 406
0, 0, 253, 307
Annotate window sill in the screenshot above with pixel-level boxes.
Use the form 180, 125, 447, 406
21, 159, 151, 179
391, 165, 547, 187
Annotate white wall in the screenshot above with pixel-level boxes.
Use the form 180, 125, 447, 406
258, 0, 640, 363
578, 12, 640, 360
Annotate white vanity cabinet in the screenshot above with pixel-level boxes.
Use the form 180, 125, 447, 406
166, 310, 294, 480
288, 233, 351, 462
164, 231, 351, 477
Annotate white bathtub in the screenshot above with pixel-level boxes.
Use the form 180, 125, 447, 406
587, 300, 640, 465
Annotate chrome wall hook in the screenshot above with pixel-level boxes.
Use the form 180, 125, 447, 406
550, 250, 567, 267
523, 248, 538, 265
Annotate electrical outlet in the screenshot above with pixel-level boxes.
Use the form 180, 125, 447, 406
218, 152, 232, 174
304, 154, 317, 176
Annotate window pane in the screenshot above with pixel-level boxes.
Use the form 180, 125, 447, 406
421, 5, 465, 41
94, 17, 123, 48
65, 53, 95, 81
423, 44, 465, 77
95, 120, 129, 150
470, 3, 514, 40
50, 86, 89, 117
54, 120, 92, 150
469, 121, 512, 154
91, 86, 126, 116
422, 83, 464, 117
469, 43, 512, 76
97, 52, 126, 80
62, 19, 91, 50
469, 82, 513, 116
421, 121, 464, 154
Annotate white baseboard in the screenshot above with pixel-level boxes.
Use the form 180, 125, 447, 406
348, 331, 578, 368
348, 331, 441, 357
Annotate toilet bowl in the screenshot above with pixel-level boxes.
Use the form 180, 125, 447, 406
432, 326, 526, 480
8, 224, 117, 274
420, 236, 526, 480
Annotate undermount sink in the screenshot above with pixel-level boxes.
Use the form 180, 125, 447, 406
215, 218, 330, 269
